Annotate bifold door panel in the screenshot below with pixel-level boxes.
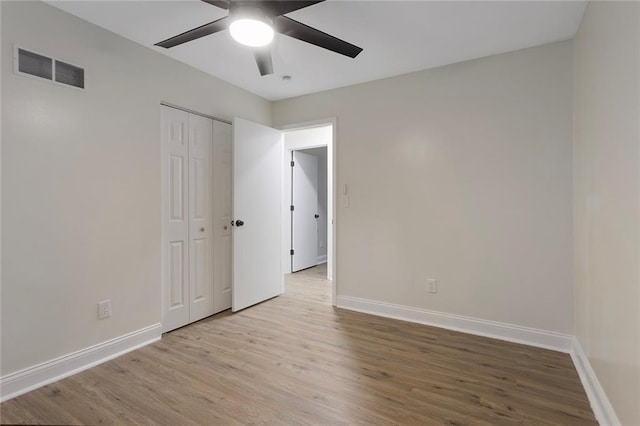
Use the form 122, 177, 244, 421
213, 120, 233, 313
161, 105, 231, 333
186, 114, 214, 324
162, 107, 191, 332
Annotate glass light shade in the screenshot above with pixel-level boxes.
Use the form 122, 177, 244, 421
229, 19, 274, 47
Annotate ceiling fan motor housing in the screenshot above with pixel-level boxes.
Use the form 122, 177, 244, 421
230, 5, 274, 25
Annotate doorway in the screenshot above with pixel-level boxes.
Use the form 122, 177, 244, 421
289, 148, 328, 272
282, 124, 334, 295
231, 118, 336, 311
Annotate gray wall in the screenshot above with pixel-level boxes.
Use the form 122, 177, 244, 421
274, 41, 574, 334
573, 2, 640, 424
1, 1, 271, 375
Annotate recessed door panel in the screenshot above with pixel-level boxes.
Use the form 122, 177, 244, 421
192, 238, 206, 302
169, 241, 185, 308
170, 122, 185, 146
169, 155, 184, 221
192, 158, 205, 220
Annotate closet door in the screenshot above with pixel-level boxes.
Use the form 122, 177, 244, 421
161, 106, 190, 332
213, 120, 233, 313
161, 106, 216, 332
187, 114, 214, 323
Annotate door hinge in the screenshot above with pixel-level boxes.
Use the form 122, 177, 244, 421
290, 249, 294, 255
290, 205, 295, 211
290, 161, 295, 167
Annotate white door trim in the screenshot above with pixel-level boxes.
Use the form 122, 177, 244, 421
279, 118, 337, 307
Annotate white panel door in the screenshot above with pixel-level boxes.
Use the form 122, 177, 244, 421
292, 151, 319, 272
187, 114, 214, 323
213, 120, 232, 313
232, 118, 283, 312
161, 106, 190, 332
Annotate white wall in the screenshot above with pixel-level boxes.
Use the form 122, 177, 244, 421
274, 41, 574, 334
1, 1, 271, 376
573, 2, 640, 424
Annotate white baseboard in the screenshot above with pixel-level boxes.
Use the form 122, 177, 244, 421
0, 323, 161, 402
336, 296, 572, 353
317, 255, 327, 264
570, 337, 620, 426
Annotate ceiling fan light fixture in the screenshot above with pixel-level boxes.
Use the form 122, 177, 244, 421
229, 18, 274, 47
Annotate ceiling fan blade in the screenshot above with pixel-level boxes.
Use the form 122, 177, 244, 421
201, 0, 230, 9
155, 16, 230, 49
253, 48, 274, 76
254, 1, 325, 17
274, 16, 362, 58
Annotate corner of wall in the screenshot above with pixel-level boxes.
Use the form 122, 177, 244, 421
570, 338, 622, 426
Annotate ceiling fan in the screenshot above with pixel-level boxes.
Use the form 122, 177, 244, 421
155, 0, 363, 76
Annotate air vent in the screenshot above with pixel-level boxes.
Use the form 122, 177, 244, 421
15, 47, 85, 90
55, 60, 84, 89
17, 48, 52, 80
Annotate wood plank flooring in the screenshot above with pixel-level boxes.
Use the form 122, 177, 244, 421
1, 265, 597, 425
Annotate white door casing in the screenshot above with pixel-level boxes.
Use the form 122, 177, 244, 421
292, 151, 319, 272
232, 118, 283, 312
212, 120, 233, 313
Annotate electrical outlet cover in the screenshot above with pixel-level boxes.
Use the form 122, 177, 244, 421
98, 299, 111, 319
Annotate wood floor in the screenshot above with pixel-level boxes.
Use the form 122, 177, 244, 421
1, 265, 596, 425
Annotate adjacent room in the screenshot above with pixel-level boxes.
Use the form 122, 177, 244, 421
1, 0, 638, 425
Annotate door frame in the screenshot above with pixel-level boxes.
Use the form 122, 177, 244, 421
279, 118, 337, 306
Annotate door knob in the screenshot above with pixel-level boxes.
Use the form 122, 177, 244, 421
314, 214, 320, 219
235, 220, 245, 227
200, 227, 205, 232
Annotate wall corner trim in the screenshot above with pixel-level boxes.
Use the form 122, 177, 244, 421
0, 323, 162, 402
336, 296, 573, 353
570, 337, 621, 426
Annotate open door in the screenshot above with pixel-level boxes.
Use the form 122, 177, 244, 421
232, 118, 283, 312
292, 151, 319, 272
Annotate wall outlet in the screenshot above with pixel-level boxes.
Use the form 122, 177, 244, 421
98, 299, 111, 320
427, 279, 437, 294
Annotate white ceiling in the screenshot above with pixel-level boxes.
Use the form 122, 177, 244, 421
47, 0, 586, 101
